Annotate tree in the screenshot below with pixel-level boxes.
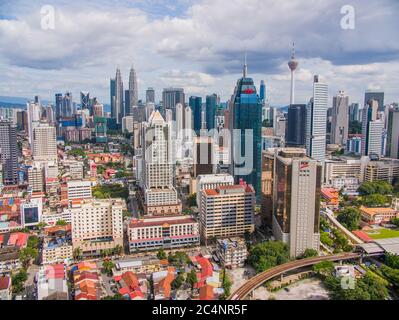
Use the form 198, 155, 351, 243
56, 220, 68, 226
299, 249, 318, 259
385, 253, 399, 269
248, 241, 290, 273
220, 269, 232, 300
320, 231, 334, 247
102, 293, 125, 300
358, 181, 393, 196
157, 249, 167, 260
12, 269, 28, 294
186, 269, 198, 290
312, 261, 335, 276
73, 247, 83, 261
102, 260, 115, 276
114, 245, 123, 256
168, 252, 190, 268
187, 193, 197, 207
391, 218, 399, 227
324, 272, 388, 300
337, 207, 361, 231
171, 273, 185, 290
361, 194, 390, 207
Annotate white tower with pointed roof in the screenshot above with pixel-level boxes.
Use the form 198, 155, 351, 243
141, 111, 181, 215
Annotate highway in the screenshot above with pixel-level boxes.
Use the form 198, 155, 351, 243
229, 252, 361, 300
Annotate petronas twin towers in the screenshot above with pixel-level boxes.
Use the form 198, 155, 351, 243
110, 65, 138, 124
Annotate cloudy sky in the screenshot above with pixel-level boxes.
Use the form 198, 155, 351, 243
0, 0, 398, 107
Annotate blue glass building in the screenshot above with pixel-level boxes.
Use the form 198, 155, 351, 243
189, 96, 202, 133
229, 65, 262, 200
206, 94, 217, 131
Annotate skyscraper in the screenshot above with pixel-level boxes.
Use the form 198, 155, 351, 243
365, 90, 384, 112
349, 103, 361, 123
286, 104, 307, 147
305, 75, 328, 162
32, 123, 57, 161
80, 91, 90, 110
331, 91, 349, 146
0, 120, 18, 185
205, 94, 217, 131
146, 87, 155, 104
141, 110, 181, 215
386, 106, 399, 159
229, 59, 262, 199
55, 93, 63, 118
259, 80, 266, 102
128, 65, 138, 109
62, 92, 73, 117
288, 43, 299, 105
272, 148, 321, 258
110, 67, 124, 124
162, 88, 185, 120
362, 99, 383, 157
189, 96, 202, 133
124, 90, 130, 117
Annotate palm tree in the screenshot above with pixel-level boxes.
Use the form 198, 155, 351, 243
73, 247, 82, 261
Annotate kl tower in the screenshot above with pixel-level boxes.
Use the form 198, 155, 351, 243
288, 42, 298, 105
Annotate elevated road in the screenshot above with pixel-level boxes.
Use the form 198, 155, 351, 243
229, 252, 361, 300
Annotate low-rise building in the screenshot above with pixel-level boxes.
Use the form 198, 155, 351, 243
128, 215, 200, 252
321, 188, 339, 206
36, 264, 68, 300
360, 206, 399, 225
42, 225, 73, 265
215, 238, 247, 269
114, 257, 166, 275
0, 276, 12, 300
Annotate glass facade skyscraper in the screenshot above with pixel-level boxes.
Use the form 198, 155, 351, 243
205, 94, 217, 131
229, 73, 262, 200
189, 96, 202, 133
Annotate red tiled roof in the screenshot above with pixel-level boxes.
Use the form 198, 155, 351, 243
0, 276, 11, 290
7, 232, 29, 247
353, 230, 373, 242
199, 285, 214, 300
121, 271, 139, 289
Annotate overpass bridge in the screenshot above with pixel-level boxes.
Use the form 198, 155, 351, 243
229, 252, 363, 300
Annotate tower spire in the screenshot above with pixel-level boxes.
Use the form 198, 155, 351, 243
243, 50, 248, 78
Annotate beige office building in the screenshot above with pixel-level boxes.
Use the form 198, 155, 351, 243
272, 148, 321, 258
199, 183, 255, 243
71, 199, 124, 256
32, 123, 57, 161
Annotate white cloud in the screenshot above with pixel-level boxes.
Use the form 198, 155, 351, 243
0, 0, 398, 106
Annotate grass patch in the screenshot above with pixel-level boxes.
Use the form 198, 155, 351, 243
366, 228, 399, 239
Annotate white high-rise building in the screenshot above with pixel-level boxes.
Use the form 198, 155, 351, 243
27, 102, 41, 145
306, 75, 328, 162
362, 99, 383, 157
142, 110, 181, 215
128, 65, 138, 109
32, 123, 57, 161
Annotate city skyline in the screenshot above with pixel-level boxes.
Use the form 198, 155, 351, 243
0, 0, 398, 106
